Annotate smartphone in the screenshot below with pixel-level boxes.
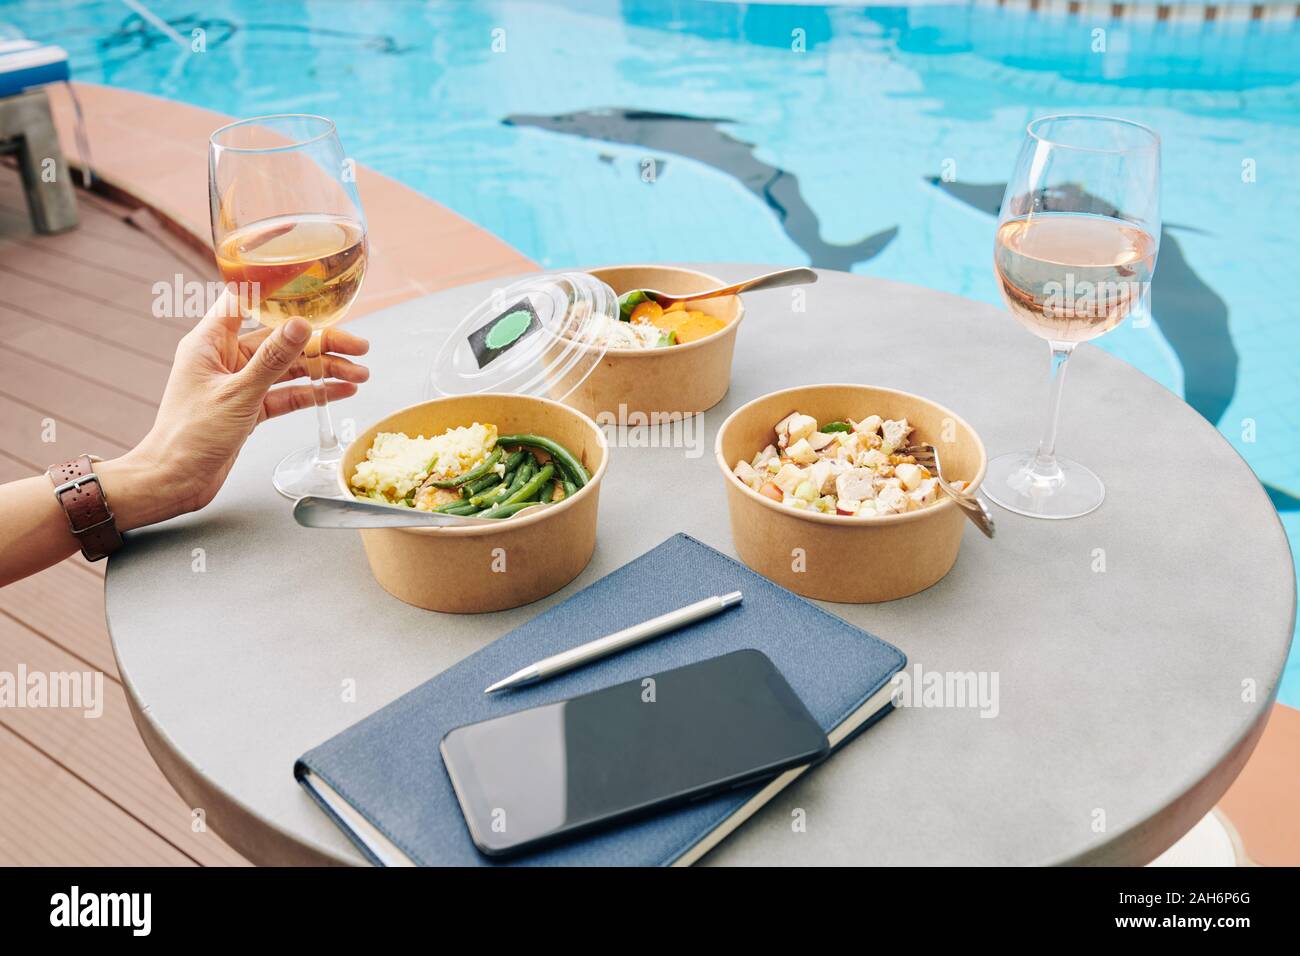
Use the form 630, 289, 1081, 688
440, 649, 829, 858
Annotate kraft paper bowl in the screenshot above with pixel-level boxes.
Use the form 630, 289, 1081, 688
715, 384, 987, 603
583, 265, 744, 418
338, 393, 608, 613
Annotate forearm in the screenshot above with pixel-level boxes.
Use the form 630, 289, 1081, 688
0, 475, 78, 586
0, 301, 365, 589
0, 453, 178, 587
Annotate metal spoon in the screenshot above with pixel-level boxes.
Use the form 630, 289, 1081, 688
292, 495, 546, 529
628, 266, 818, 308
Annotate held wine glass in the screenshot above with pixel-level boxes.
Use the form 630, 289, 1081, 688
985, 114, 1160, 519
208, 114, 368, 499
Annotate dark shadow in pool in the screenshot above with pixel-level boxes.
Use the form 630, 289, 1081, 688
504, 109, 897, 272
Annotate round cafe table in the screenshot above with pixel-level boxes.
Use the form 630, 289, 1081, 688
106, 266, 1295, 866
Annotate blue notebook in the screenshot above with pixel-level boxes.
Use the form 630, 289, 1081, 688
295, 533, 906, 866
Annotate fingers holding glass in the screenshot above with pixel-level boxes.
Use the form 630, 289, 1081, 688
209, 113, 369, 498
262, 380, 360, 422
275, 352, 370, 386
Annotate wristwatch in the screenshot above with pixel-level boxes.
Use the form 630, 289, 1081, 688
47, 454, 125, 562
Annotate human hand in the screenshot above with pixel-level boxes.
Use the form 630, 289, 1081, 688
105, 290, 369, 528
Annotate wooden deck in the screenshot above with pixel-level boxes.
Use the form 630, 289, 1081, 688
0, 163, 248, 865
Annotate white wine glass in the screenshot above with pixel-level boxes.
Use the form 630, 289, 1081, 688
208, 114, 368, 499
986, 114, 1160, 519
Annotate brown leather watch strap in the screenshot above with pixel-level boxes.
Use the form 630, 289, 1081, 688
47, 455, 124, 562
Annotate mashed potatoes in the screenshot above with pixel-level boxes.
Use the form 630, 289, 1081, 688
350, 423, 497, 504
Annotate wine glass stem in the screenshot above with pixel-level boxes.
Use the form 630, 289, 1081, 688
1031, 341, 1075, 479
305, 330, 340, 463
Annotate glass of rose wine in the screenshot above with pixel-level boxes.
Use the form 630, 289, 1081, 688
985, 114, 1160, 519
208, 114, 368, 499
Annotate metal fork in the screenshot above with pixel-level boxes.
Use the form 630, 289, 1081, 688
900, 443, 996, 539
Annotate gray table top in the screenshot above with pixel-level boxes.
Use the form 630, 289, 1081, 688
106, 265, 1296, 866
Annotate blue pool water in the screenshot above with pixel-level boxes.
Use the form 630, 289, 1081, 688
6, 0, 1299, 702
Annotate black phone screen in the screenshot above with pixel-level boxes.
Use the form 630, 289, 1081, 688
440, 649, 829, 857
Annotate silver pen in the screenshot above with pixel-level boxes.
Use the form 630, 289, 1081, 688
484, 591, 744, 694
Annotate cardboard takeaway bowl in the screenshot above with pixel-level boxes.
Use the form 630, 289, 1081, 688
338, 393, 608, 613
715, 384, 987, 603
583, 265, 744, 418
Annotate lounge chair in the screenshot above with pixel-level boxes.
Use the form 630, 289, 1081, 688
0, 37, 86, 233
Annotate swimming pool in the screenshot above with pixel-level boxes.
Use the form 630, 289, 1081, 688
6, 0, 1298, 703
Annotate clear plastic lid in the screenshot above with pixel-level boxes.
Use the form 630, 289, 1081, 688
426, 272, 614, 402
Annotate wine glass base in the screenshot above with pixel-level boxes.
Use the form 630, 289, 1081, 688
983, 452, 1104, 520
272, 444, 344, 500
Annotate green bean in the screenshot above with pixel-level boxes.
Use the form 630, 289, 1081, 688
496, 434, 590, 488
538, 477, 556, 503
477, 455, 523, 498
503, 463, 554, 507
503, 459, 524, 486
518, 463, 550, 502
429, 447, 503, 489
512, 460, 536, 490
469, 484, 510, 507
428, 499, 477, 514
469, 462, 517, 503
563, 479, 577, 498
469, 463, 528, 507
473, 450, 525, 498
477, 500, 550, 520
501, 449, 528, 476
440, 503, 481, 516
463, 472, 502, 497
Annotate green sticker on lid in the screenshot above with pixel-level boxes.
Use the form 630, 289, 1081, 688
468, 299, 542, 370
485, 308, 533, 349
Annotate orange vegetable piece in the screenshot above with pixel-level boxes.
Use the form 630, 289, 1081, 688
629, 301, 664, 325
664, 301, 686, 313
674, 311, 726, 344
759, 482, 784, 502
650, 309, 691, 334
